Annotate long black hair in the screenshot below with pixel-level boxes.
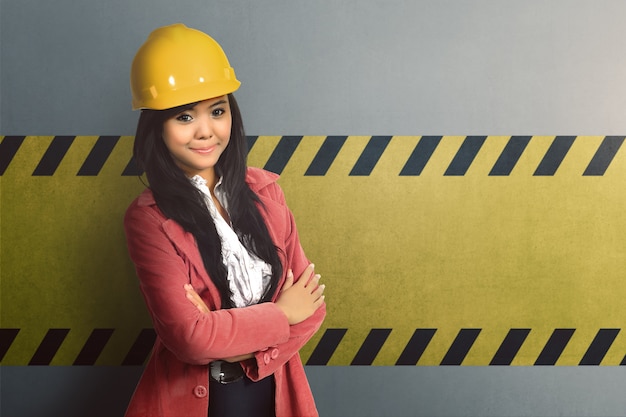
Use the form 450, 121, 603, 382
133, 94, 283, 308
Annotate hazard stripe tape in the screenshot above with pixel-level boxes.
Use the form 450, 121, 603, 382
77, 136, 120, 176
2, 327, 623, 366
489, 328, 530, 365
534, 136, 575, 176
73, 329, 115, 366
121, 329, 157, 366
349, 136, 392, 176
0, 136, 25, 175
580, 328, 621, 366
28, 329, 70, 365
306, 328, 347, 365
351, 328, 392, 365
443, 136, 486, 176
0, 329, 20, 361
2, 135, 625, 176
305, 136, 347, 176
440, 329, 482, 366
535, 328, 575, 366
32, 136, 74, 176
261, 135, 302, 174
395, 329, 437, 365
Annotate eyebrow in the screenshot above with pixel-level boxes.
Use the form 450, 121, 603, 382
209, 99, 227, 108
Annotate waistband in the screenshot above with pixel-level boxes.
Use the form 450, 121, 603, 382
209, 360, 245, 384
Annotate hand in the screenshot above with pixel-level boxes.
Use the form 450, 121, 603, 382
275, 264, 325, 325
184, 284, 210, 313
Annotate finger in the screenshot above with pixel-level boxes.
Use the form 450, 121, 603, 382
296, 264, 316, 287
185, 291, 203, 312
186, 290, 201, 305
304, 274, 321, 291
184, 284, 197, 299
185, 287, 210, 313
185, 285, 202, 298
281, 269, 294, 292
313, 294, 326, 309
312, 284, 325, 300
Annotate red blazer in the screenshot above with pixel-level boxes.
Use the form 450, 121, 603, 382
123, 167, 326, 417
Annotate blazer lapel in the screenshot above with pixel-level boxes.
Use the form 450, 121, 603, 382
162, 219, 223, 309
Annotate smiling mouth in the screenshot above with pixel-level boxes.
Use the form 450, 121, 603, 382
191, 146, 216, 154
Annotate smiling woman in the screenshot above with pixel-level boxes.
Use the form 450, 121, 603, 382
123, 23, 326, 417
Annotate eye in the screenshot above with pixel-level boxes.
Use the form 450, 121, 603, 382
175, 113, 193, 122
211, 108, 226, 117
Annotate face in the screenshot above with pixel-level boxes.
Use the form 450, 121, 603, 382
162, 96, 232, 183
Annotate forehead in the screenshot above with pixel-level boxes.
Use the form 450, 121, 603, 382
167, 95, 229, 114
192, 95, 229, 109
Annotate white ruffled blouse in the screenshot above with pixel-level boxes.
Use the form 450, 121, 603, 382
190, 175, 272, 308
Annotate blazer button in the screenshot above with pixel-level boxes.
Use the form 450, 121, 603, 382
193, 385, 207, 398
270, 348, 279, 359
263, 352, 271, 364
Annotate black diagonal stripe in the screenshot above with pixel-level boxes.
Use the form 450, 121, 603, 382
351, 328, 392, 365
620, 354, 626, 365
440, 328, 481, 365
349, 136, 392, 176
77, 136, 120, 176
399, 136, 442, 176
444, 136, 487, 176
122, 155, 143, 176
395, 328, 436, 365
489, 136, 532, 176
32, 136, 75, 176
306, 328, 348, 366
73, 328, 115, 365
0, 136, 26, 176
122, 328, 156, 366
534, 136, 576, 176
579, 328, 620, 366
263, 136, 302, 174
534, 328, 575, 365
305, 136, 347, 176
0, 328, 20, 361
489, 328, 531, 365
246, 135, 258, 152
29, 329, 70, 365
583, 136, 625, 176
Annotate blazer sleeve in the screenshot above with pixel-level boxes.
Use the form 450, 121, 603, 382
124, 199, 291, 365
241, 181, 326, 381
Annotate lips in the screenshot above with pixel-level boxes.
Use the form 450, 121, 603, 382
190, 146, 216, 154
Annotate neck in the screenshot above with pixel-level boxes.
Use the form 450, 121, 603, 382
192, 169, 218, 192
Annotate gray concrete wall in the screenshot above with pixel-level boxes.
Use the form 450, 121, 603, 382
4, 1, 626, 136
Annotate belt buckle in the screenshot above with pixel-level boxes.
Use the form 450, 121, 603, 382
210, 360, 244, 384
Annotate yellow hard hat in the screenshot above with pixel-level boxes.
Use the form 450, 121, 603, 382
130, 23, 241, 110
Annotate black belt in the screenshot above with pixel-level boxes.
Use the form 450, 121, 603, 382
209, 360, 245, 384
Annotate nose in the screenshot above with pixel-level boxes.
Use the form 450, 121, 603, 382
195, 115, 213, 140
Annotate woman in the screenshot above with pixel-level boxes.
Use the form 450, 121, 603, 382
124, 23, 326, 417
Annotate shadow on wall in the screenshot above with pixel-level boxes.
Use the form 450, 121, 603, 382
2, 366, 143, 417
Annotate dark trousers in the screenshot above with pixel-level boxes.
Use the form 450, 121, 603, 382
208, 375, 275, 417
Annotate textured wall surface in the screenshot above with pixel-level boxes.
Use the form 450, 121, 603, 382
3, 2, 626, 416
